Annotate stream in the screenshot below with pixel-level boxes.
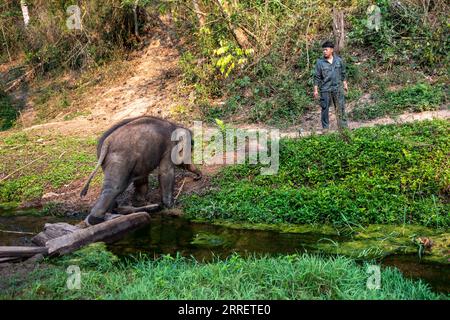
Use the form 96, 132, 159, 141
0, 212, 448, 294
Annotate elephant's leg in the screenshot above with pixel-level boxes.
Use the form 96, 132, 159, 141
132, 176, 149, 207
85, 167, 130, 225
159, 160, 175, 208
108, 199, 119, 212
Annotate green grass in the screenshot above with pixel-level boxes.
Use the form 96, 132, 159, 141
0, 131, 98, 207
0, 243, 445, 300
0, 90, 18, 131
350, 83, 447, 121
183, 120, 449, 228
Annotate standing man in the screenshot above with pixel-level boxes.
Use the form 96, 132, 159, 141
313, 41, 349, 131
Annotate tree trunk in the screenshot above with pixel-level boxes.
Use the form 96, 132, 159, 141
192, 0, 205, 28
133, 0, 139, 37
20, 0, 30, 28
0, 246, 48, 258
0, 213, 151, 263
214, 0, 251, 49
332, 8, 345, 54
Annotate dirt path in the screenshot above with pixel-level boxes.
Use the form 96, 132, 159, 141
15, 20, 185, 137
280, 108, 450, 138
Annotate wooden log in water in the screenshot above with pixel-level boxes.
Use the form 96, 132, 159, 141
32, 212, 141, 246
114, 204, 161, 215
0, 246, 48, 258
45, 212, 151, 256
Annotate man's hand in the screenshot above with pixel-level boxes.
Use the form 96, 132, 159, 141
314, 86, 319, 100
343, 81, 348, 93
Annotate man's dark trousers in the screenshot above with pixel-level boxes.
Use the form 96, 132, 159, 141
320, 88, 348, 130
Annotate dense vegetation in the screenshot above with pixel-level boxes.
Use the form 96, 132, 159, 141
1, 1, 448, 127
184, 120, 450, 228
0, 243, 444, 300
171, 0, 449, 125
0, 1, 449, 300
0, 0, 147, 70
0, 89, 17, 130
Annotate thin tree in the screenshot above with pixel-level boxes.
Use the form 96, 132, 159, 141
20, 0, 30, 28
213, 0, 251, 49
192, 0, 205, 28
332, 8, 345, 54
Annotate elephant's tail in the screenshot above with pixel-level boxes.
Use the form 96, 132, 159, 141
80, 140, 109, 198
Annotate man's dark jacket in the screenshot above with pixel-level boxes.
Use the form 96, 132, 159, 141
314, 55, 346, 92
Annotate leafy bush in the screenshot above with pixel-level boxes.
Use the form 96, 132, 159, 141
348, 0, 449, 69
183, 120, 450, 228
0, 0, 143, 72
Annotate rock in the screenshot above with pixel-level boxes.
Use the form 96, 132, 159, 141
32, 223, 80, 246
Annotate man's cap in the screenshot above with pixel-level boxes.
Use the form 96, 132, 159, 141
321, 41, 335, 49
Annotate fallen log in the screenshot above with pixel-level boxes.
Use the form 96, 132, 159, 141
113, 204, 161, 215
46, 212, 151, 256
32, 211, 146, 246
0, 246, 48, 258
0, 257, 23, 263
0, 212, 151, 262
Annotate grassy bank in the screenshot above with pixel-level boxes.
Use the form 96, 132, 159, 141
183, 120, 449, 228
0, 243, 445, 300
0, 131, 98, 209
350, 83, 447, 121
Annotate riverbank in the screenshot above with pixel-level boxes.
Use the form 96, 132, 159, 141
0, 243, 446, 300
1, 212, 449, 295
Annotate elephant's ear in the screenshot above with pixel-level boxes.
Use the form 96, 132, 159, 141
171, 128, 192, 165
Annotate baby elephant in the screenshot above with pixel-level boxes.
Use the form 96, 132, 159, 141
80, 116, 202, 225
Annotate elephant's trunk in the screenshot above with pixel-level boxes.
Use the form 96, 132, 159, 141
184, 163, 202, 180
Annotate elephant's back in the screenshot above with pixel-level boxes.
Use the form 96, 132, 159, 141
97, 116, 178, 158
